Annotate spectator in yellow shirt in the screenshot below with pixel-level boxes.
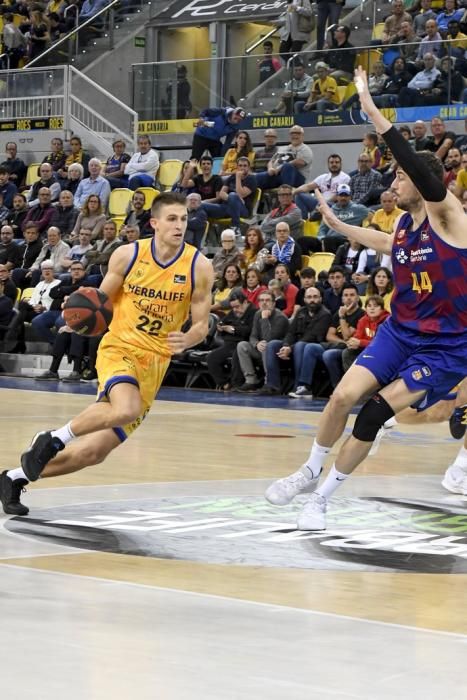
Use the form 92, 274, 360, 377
367, 190, 404, 233
455, 152, 467, 198
296, 62, 341, 114
220, 131, 255, 177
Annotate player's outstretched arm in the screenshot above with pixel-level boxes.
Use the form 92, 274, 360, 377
167, 254, 214, 354
315, 190, 394, 254
99, 244, 133, 303
355, 67, 465, 244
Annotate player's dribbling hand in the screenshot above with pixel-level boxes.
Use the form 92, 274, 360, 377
167, 331, 189, 353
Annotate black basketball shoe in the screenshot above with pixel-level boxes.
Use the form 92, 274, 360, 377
21, 431, 65, 482
0, 471, 29, 516
449, 406, 467, 440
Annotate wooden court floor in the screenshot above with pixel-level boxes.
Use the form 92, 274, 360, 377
1, 385, 467, 699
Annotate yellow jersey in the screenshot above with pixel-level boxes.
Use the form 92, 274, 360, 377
108, 237, 199, 358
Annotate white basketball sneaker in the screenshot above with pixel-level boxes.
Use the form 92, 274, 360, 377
297, 493, 327, 530
265, 467, 320, 506
441, 465, 467, 496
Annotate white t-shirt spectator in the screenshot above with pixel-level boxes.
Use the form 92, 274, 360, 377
124, 149, 160, 178
313, 171, 351, 202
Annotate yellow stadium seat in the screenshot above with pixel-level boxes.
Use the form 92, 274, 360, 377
25, 163, 41, 187
136, 187, 160, 210
308, 252, 335, 275
21, 287, 35, 303
355, 49, 382, 74
108, 188, 133, 217
301, 255, 310, 270
303, 220, 320, 237
157, 159, 183, 190
371, 22, 385, 40
111, 216, 126, 233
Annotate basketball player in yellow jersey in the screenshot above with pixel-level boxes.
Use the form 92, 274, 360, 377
0, 192, 214, 516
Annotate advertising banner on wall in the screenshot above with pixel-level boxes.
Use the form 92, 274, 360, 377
154, 0, 289, 25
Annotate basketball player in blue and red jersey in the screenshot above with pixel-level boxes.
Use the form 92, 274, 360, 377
265, 66, 467, 530
0, 192, 214, 516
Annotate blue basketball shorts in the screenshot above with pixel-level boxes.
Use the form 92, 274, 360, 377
354, 317, 467, 411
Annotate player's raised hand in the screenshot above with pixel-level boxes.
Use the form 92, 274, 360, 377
354, 66, 375, 116
315, 189, 343, 232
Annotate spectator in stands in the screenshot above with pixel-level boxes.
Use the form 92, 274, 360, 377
102, 139, 131, 189
455, 151, 467, 196
48, 12, 66, 42
11, 224, 42, 288
22, 187, 57, 235
388, 19, 420, 64
79, 0, 108, 23
269, 262, 299, 317
69, 194, 106, 241
73, 158, 111, 209
333, 239, 364, 280
52, 189, 80, 241
162, 64, 192, 119
184, 192, 208, 249
253, 130, 279, 173
256, 125, 313, 191
416, 19, 443, 61
361, 132, 382, 169
59, 162, 84, 196
242, 268, 267, 308
0, 263, 17, 304
121, 190, 151, 238
31, 260, 87, 345
296, 61, 341, 113
0, 142, 26, 187
425, 115, 457, 162
274, 0, 313, 63
263, 222, 302, 281
28, 163, 61, 208
295, 153, 350, 220
342, 295, 390, 373
0, 195, 10, 227
365, 266, 394, 311
437, 0, 464, 33
0, 225, 22, 271
28, 7, 50, 61
292, 267, 317, 313
58, 136, 90, 181
261, 184, 302, 241
367, 190, 403, 233
445, 19, 467, 65
191, 107, 246, 161
211, 262, 243, 315
235, 289, 289, 392
122, 224, 140, 243
267, 278, 287, 311
316, 0, 345, 51
257, 40, 281, 84
0, 168, 17, 209
271, 60, 313, 114
322, 264, 347, 314
240, 226, 267, 272
61, 228, 93, 268
402, 54, 461, 105
410, 119, 430, 150
212, 231, 242, 281
259, 286, 331, 397
7, 193, 29, 239
26, 226, 69, 282
324, 24, 356, 84
5, 260, 61, 352
124, 135, 159, 190
171, 161, 194, 195
380, 0, 413, 44
42, 137, 66, 174
372, 56, 412, 107
201, 157, 257, 238
317, 184, 369, 253
350, 154, 383, 204
342, 60, 388, 112
412, 0, 438, 37
220, 131, 255, 176
82, 219, 121, 281
444, 146, 462, 187
182, 156, 223, 202
207, 290, 256, 391
2, 14, 27, 69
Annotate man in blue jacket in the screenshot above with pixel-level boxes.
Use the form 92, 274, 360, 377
191, 107, 246, 160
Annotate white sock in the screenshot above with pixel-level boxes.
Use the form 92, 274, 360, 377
453, 446, 467, 471
301, 440, 330, 480
51, 422, 75, 447
383, 417, 397, 429
315, 464, 348, 500
7, 467, 28, 482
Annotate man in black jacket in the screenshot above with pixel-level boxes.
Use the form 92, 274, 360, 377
11, 224, 43, 290
0, 225, 22, 270
325, 24, 355, 84
206, 290, 256, 389
258, 286, 331, 395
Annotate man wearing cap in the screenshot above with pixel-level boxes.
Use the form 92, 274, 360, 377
296, 62, 341, 113
256, 126, 313, 191
253, 130, 279, 173
185, 192, 208, 250
191, 107, 246, 161
317, 184, 369, 252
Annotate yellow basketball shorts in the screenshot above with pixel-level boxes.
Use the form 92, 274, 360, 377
95, 334, 170, 441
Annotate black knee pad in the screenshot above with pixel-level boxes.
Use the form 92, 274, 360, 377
352, 393, 395, 442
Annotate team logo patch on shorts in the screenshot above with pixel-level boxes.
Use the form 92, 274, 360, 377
421, 366, 431, 377
173, 274, 186, 284
412, 369, 423, 381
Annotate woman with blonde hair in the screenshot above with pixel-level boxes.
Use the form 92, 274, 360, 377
70, 194, 106, 242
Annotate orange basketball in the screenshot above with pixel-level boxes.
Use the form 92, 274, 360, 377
63, 287, 113, 337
